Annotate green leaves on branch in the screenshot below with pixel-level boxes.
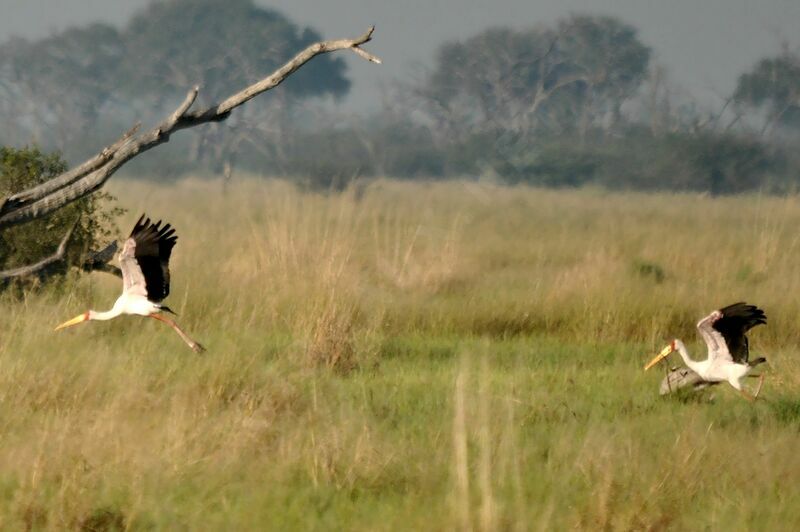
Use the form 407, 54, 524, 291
0, 146, 123, 290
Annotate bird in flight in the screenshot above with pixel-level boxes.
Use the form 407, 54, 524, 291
55, 214, 205, 353
644, 302, 767, 400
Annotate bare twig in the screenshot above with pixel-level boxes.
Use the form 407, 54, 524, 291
0, 26, 380, 229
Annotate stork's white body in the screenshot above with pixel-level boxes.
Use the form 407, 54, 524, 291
88, 293, 161, 321
671, 339, 751, 391
645, 303, 767, 400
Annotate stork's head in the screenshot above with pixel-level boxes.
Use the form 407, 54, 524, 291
54, 311, 91, 331
644, 340, 676, 371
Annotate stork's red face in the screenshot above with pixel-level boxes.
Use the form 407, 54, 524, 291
644, 340, 676, 371
54, 311, 90, 331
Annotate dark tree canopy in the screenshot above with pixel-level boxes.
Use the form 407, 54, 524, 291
425, 27, 553, 129
557, 15, 651, 97
0, 0, 351, 164
0, 24, 125, 148
734, 51, 800, 133
122, 0, 350, 104
420, 15, 650, 137
555, 15, 651, 117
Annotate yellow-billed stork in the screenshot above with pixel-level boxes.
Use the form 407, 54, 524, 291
644, 302, 767, 400
55, 214, 205, 353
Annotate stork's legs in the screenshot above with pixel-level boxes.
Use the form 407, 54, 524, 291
148, 313, 206, 353
736, 375, 765, 402
752, 374, 765, 399
738, 389, 757, 402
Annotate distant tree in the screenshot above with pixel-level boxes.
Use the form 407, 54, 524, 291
0, 24, 124, 150
681, 132, 776, 195
0, 0, 351, 171
121, 0, 350, 169
551, 15, 651, 135
635, 63, 715, 137
420, 26, 555, 136
123, 0, 349, 104
734, 51, 800, 136
485, 130, 778, 194
417, 15, 650, 139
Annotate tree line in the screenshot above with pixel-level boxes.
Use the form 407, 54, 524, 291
1, 0, 799, 194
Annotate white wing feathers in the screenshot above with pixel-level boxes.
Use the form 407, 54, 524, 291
118, 237, 148, 298
696, 310, 733, 363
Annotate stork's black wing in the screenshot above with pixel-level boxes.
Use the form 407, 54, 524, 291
712, 302, 767, 364
127, 214, 177, 302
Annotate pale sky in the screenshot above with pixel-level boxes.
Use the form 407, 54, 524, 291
1, 0, 798, 111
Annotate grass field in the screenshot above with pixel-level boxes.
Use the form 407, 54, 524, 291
3, 178, 800, 530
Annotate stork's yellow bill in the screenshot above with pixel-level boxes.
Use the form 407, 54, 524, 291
54, 312, 90, 331
644, 343, 675, 371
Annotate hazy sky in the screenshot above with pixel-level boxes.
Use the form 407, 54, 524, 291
1, 0, 799, 111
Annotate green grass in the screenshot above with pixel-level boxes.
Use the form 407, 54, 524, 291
2, 178, 800, 530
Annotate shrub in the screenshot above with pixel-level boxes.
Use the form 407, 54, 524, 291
485, 131, 780, 194
0, 146, 123, 289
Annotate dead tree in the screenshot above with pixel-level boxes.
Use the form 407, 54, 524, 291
0, 27, 380, 281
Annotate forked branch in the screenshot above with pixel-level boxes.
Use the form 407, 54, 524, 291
0, 26, 380, 229
0, 27, 378, 282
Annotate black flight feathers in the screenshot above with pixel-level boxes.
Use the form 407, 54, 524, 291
130, 214, 178, 303
712, 302, 767, 364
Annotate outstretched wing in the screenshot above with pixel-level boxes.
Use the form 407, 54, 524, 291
712, 302, 767, 364
117, 214, 178, 303
696, 310, 733, 364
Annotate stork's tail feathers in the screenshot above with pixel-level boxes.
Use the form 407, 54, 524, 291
158, 305, 178, 316
748, 357, 766, 367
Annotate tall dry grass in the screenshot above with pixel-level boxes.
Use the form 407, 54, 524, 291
79, 177, 800, 350
2, 177, 800, 529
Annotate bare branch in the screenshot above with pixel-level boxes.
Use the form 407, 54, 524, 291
0, 221, 76, 280
526, 73, 594, 120
0, 27, 380, 229
205, 26, 378, 116
0, 237, 121, 282
351, 47, 381, 65
163, 86, 199, 130
3, 123, 140, 210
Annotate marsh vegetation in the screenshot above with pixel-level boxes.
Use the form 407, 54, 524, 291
2, 178, 800, 529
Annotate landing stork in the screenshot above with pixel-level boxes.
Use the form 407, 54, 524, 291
55, 215, 205, 353
644, 302, 767, 400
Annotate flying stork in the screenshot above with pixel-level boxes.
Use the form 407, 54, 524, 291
644, 302, 767, 400
55, 214, 205, 353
